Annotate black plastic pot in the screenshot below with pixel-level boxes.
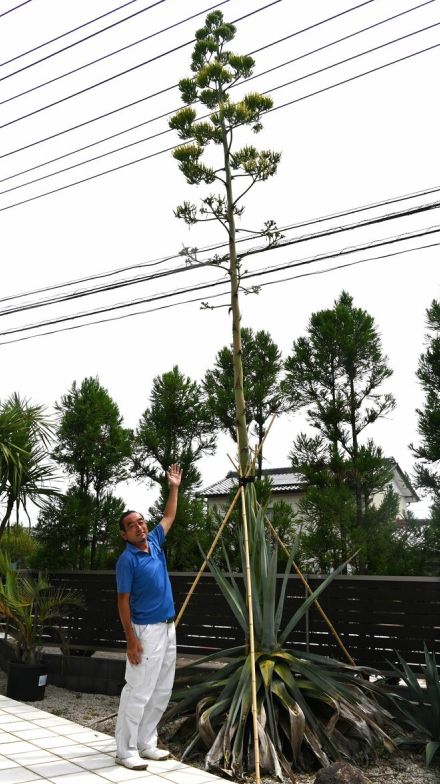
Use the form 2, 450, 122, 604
7, 661, 48, 701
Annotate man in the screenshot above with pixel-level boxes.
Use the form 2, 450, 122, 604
114, 463, 183, 770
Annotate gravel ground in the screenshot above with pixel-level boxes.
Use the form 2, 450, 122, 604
0, 669, 439, 784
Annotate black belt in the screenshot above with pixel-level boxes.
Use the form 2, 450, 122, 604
164, 617, 175, 624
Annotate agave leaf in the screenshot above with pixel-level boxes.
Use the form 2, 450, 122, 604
270, 678, 306, 762
426, 740, 440, 766
274, 540, 298, 634
259, 658, 275, 689
205, 722, 227, 771
175, 645, 246, 670
304, 725, 330, 767
388, 652, 425, 700
279, 554, 355, 645
423, 645, 440, 735
196, 697, 216, 746
261, 546, 278, 650
205, 555, 248, 633
181, 731, 200, 761
255, 719, 283, 781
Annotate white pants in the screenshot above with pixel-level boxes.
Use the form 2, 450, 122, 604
115, 622, 176, 759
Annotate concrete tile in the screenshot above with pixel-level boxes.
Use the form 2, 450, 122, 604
49, 772, 130, 784
74, 754, 116, 770
32, 717, 76, 728
0, 768, 42, 784
10, 728, 59, 740
0, 740, 37, 754
59, 731, 105, 743
28, 759, 85, 777
4, 722, 35, 732
0, 754, 19, 769
11, 749, 60, 765
0, 714, 24, 724
32, 735, 76, 749
91, 740, 117, 752
94, 766, 152, 782
51, 745, 101, 759
0, 732, 17, 743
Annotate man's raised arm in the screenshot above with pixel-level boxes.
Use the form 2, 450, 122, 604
161, 463, 183, 535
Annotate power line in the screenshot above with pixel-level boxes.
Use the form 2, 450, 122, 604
0, 0, 282, 130
268, 39, 440, 116
0, 227, 438, 342
0, 1, 433, 185
1, 198, 439, 317
0, 239, 437, 348
0, 1, 31, 19
1, 183, 438, 306
0, 0, 167, 79
0, 0, 142, 68
0, 0, 382, 161
0, 0, 232, 102
0, 38, 439, 214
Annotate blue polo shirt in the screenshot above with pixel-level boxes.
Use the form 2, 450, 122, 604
115, 523, 174, 624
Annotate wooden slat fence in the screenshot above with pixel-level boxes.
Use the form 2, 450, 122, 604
5, 572, 439, 670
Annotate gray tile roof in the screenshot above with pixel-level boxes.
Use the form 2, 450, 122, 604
201, 467, 306, 497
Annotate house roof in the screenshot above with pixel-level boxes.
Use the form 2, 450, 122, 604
200, 467, 306, 498
201, 462, 420, 502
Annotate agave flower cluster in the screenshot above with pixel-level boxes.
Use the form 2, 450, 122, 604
166, 486, 396, 780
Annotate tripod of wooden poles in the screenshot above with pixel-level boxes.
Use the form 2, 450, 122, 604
174, 416, 355, 784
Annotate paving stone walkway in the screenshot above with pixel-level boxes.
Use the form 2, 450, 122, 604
0, 695, 227, 784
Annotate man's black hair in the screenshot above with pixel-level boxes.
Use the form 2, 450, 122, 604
119, 510, 137, 531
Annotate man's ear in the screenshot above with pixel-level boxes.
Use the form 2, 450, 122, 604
120, 529, 127, 541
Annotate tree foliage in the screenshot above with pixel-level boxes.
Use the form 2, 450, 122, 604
412, 299, 440, 495
284, 293, 399, 572
133, 365, 216, 493
204, 328, 287, 476
51, 377, 132, 568
0, 393, 58, 539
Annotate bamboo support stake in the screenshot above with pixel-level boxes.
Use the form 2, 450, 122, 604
265, 514, 355, 666
174, 487, 241, 628
240, 484, 261, 784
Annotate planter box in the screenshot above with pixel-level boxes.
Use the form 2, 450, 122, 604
0, 639, 125, 696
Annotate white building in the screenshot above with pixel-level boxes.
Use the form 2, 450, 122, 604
201, 462, 419, 518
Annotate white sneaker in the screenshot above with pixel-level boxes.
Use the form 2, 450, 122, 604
115, 755, 148, 770
139, 747, 171, 761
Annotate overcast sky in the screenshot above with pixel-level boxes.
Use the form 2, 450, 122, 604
0, 0, 439, 520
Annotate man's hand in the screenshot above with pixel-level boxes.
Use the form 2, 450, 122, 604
167, 463, 183, 488
127, 637, 143, 665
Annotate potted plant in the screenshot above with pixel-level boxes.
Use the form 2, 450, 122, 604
0, 551, 84, 701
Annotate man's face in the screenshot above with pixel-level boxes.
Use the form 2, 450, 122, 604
120, 512, 148, 548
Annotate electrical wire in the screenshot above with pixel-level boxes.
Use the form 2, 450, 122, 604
0, 22, 440, 196
0, 0, 167, 79
0, 0, 379, 104
0, 0, 282, 130
0, 0, 234, 103
0, 0, 142, 68
1, 225, 439, 337
0, 0, 392, 162
1, 1, 434, 185
0, 238, 437, 348
1, 182, 438, 306
0, 38, 438, 215
0, 1, 31, 19
1, 198, 439, 317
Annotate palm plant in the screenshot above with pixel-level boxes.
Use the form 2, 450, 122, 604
165, 487, 396, 780
0, 393, 59, 538
0, 551, 84, 664
386, 646, 440, 766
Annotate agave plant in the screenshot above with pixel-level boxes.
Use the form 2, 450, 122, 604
0, 551, 84, 664
386, 645, 440, 766
166, 487, 396, 779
